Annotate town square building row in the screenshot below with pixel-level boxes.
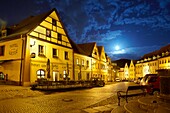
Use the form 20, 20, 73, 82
116, 44, 170, 80
0, 9, 115, 86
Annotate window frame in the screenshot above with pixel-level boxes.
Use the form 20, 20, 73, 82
64, 51, 69, 60
53, 48, 59, 58
52, 18, 57, 26
46, 29, 51, 37
38, 45, 44, 56
58, 33, 62, 41
0, 45, 5, 56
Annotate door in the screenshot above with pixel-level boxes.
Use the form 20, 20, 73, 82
53, 71, 59, 81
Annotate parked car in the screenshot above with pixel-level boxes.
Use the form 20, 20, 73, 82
140, 74, 159, 95
145, 75, 160, 95
0, 72, 4, 80
140, 74, 157, 86
91, 78, 105, 87
115, 78, 121, 82
134, 77, 143, 84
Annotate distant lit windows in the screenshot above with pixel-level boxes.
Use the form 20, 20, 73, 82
58, 33, 62, 41
46, 29, 51, 37
0, 46, 5, 56
53, 48, 58, 58
65, 51, 69, 60
63, 70, 67, 78
52, 18, 56, 26
37, 69, 45, 78
38, 45, 44, 56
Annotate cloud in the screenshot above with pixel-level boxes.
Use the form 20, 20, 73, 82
34, 0, 170, 60
106, 45, 162, 60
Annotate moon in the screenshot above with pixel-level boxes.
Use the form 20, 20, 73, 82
115, 45, 120, 50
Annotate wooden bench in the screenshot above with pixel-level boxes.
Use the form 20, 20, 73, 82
117, 85, 147, 106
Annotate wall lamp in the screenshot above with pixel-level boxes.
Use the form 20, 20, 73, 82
30, 39, 36, 47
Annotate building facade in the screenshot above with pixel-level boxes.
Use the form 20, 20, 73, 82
0, 9, 114, 86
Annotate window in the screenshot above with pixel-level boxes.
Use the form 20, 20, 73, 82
38, 45, 44, 55
46, 29, 51, 37
52, 18, 56, 26
65, 51, 69, 60
63, 70, 67, 78
87, 60, 89, 67
53, 48, 58, 58
76, 58, 79, 65
94, 51, 97, 55
82, 59, 84, 66
37, 69, 45, 78
58, 33, 62, 41
0, 46, 5, 56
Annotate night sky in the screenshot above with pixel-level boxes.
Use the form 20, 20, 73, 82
0, 0, 170, 60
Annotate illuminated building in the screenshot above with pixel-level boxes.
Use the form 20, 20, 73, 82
0, 8, 113, 86
135, 44, 170, 78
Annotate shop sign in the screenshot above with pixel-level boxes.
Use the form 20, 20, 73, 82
9, 44, 18, 55
31, 63, 47, 68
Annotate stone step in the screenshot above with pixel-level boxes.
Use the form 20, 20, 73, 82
138, 96, 159, 112
124, 100, 147, 113
111, 105, 126, 113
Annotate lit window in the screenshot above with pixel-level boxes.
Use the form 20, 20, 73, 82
65, 51, 69, 60
58, 33, 62, 41
52, 18, 56, 26
0, 46, 5, 56
76, 58, 79, 65
63, 70, 67, 78
46, 29, 51, 37
82, 59, 84, 66
38, 45, 44, 55
53, 48, 58, 58
37, 69, 45, 78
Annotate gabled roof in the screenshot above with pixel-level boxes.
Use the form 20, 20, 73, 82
142, 44, 170, 59
77, 42, 96, 56
3, 9, 53, 39
68, 39, 87, 55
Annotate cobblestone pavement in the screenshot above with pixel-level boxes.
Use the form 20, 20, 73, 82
0, 82, 139, 113
0, 85, 44, 100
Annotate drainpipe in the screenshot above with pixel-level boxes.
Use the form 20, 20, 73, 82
19, 34, 24, 86
73, 51, 75, 80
